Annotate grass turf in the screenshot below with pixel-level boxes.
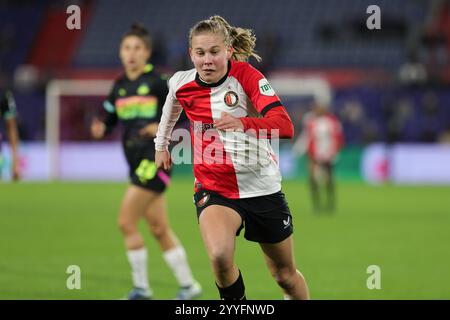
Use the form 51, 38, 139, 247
0, 179, 449, 299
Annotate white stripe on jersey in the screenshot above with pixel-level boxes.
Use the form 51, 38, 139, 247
210, 76, 281, 197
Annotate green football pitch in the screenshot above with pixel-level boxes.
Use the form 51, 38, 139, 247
1, 179, 449, 299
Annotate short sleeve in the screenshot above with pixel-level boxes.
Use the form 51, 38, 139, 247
0, 90, 17, 119
103, 83, 117, 114
238, 63, 283, 116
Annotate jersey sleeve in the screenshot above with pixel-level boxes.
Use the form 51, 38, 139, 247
154, 73, 183, 151
239, 63, 283, 116
102, 83, 118, 134
0, 90, 17, 120
237, 63, 293, 138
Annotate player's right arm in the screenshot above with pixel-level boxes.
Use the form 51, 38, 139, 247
90, 117, 107, 139
154, 73, 184, 170
91, 84, 118, 139
155, 149, 172, 171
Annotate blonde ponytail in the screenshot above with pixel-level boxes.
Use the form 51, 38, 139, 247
189, 15, 262, 62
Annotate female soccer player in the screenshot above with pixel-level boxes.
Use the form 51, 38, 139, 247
91, 23, 201, 300
0, 88, 20, 181
302, 102, 344, 213
155, 16, 310, 300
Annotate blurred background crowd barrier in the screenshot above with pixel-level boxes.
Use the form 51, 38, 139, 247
1, 0, 449, 183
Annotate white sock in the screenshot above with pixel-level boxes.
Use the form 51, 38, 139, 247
163, 245, 195, 287
126, 247, 152, 294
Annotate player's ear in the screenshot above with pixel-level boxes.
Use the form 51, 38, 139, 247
226, 46, 233, 60
189, 47, 194, 62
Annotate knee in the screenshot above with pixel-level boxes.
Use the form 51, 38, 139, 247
117, 216, 136, 235
272, 267, 297, 290
208, 247, 234, 274
149, 220, 168, 240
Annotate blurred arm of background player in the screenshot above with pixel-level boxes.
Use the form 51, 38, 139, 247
90, 108, 118, 140
91, 116, 158, 139
138, 122, 159, 137
5, 116, 20, 181
292, 129, 308, 157
292, 110, 313, 158
1, 90, 21, 181
90, 117, 106, 139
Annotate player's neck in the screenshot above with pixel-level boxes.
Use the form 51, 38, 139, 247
125, 66, 144, 81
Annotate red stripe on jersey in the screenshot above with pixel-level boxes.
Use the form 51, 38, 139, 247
176, 80, 240, 198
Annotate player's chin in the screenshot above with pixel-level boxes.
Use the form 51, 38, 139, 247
201, 72, 216, 82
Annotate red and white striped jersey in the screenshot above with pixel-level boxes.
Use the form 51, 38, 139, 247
305, 113, 344, 162
155, 60, 291, 199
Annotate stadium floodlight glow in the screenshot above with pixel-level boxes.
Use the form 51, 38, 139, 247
45, 79, 112, 180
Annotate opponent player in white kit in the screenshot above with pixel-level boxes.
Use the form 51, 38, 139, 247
155, 15, 309, 300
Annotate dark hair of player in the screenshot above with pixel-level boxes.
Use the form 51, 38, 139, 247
122, 22, 152, 49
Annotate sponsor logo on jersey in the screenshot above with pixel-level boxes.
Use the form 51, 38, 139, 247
223, 91, 239, 107
116, 96, 157, 119
258, 78, 275, 96
191, 121, 215, 133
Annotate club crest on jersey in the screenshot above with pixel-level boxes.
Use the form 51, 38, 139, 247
194, 192, 210, 208
118, 88, 127, 96
223, 91, 239, 107
137, 84, 150, 95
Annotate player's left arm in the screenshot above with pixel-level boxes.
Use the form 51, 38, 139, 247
5, 117, 20, 180
239, 106, 294, 138
333, 116, 344, 152
215, 64, 294, 138
2, 91, 20, 180
215, 107, 294, 139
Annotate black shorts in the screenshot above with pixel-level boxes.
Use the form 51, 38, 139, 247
314, 160, 333, 169
124, 141, 171, 192
130, 162, 171, 192
194, 190, 294, 244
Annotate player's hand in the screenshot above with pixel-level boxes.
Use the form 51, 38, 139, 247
91, 118, 106, 139
155, 150, 172, 171
139, 123, 159, 138
214, 112, 244, 131
11, 157, 20, 181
